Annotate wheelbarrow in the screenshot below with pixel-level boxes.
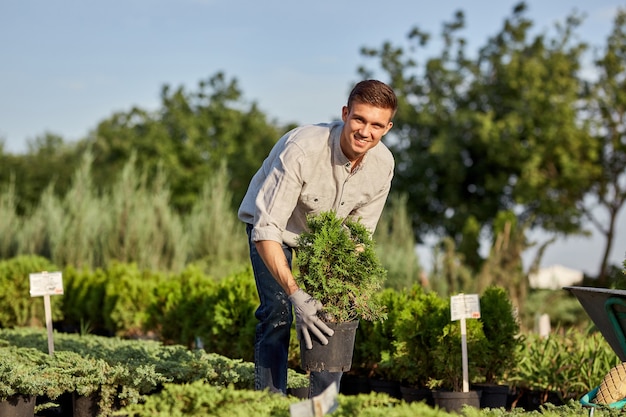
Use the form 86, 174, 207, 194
566, 286, 626, 414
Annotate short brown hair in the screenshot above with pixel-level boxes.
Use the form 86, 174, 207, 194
347, 80, 398, 118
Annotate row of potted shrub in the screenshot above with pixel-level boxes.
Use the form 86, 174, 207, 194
1, 328, 619, 417
0, 328, 618, 417
0, 255, 621, 403
0, 256, 520, 387
0, 328, 309, 416
348, 286, 620, 407
352, 285, 520, 389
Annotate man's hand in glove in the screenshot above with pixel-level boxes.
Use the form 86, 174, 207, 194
289, 289, 335, 349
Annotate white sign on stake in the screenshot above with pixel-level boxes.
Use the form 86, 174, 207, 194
29, 271, 64, 356
29, 271, 64, 297
450, 293, 481, 393
450, 293, 480, 321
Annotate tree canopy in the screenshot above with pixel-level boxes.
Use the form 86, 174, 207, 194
86, 72, 282, 212
358, 3, 609, 273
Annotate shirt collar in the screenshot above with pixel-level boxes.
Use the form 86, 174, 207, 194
330, 121, 368, 173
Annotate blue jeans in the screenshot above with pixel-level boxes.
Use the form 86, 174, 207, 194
246, 224, 342, 397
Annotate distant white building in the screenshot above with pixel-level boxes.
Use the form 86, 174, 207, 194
528, 264, 584, 290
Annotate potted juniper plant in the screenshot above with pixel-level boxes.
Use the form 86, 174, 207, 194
47, 350, 112, 417
474, 285, 520, 408
0, 346, 54, 417
295, 210, 387, 372
427, 300, 486, 413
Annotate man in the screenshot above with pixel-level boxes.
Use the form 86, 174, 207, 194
238, 79, 397, 397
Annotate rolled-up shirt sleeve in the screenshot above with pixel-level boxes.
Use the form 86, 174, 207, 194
252, 142, 305, 243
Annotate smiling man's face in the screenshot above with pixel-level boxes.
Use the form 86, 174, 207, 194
340, 101, 393, 165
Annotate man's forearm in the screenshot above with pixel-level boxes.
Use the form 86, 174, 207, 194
254, 240, 299, 295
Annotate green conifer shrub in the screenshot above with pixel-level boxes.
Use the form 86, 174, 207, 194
295, 211, 387, 323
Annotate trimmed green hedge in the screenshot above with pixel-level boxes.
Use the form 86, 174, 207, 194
0, 255, 60, 328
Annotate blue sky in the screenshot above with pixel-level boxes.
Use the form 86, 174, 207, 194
0, 0, 624, 275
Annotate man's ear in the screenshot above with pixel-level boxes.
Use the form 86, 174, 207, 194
383, 121, 393, 136
341, 106, 349, 122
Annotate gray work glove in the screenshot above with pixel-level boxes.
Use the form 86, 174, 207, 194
289, 289, 335, 349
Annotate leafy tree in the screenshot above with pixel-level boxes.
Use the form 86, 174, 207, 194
584, 9, 626, 285
87, 72, 281, 213
358, 3, 599, 276
0, 133, 80, 215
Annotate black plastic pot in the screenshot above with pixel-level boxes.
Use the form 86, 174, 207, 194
73, 392, 99, 417
339, 374, 371, 395
0, 395, 36, 417
433, 390, 481, 413
370, 379, 402, 399
473, 383, 509, 409
400, 386, 434, 406
300, 321, 359, 372
287, 386, 310, 399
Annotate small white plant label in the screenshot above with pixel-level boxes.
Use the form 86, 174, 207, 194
29, 271, 64, 356
450, 293, 481, 392
290, 382, 338, 417
29, 271, 64, 297
450, 293, 480, 321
